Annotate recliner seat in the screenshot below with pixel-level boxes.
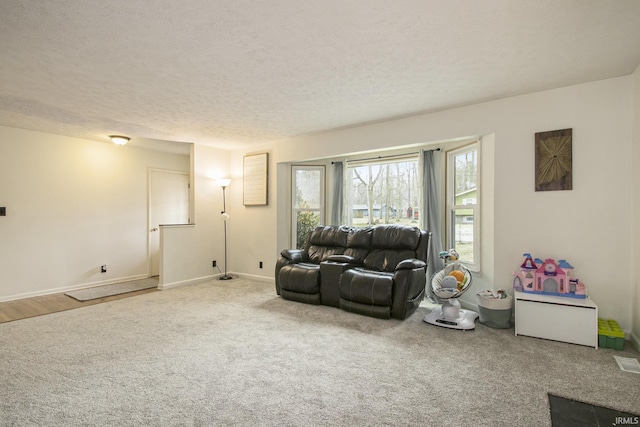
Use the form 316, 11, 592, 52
275, 225, 349, 305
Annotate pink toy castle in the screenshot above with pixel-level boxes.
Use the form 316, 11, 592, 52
513, 253, 586, 298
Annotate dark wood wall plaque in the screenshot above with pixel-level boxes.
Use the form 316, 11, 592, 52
535, 128, 572, 192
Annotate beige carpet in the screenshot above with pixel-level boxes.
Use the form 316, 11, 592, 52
1, 278, 639, 426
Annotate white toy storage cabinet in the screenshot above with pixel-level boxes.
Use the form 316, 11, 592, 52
514, 291, 598, 348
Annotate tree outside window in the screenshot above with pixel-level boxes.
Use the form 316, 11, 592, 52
292, 166, 325, 248
345, 158, 419, 227
447, 144, 479, 270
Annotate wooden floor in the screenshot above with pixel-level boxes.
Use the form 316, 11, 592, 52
0, 287, 159, 323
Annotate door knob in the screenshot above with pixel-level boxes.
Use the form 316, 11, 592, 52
150, 227, 159, 232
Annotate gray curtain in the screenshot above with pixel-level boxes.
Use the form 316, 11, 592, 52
330, 161, 343, 225
422, 150, 444, 300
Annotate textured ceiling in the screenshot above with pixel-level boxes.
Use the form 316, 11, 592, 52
1, 0, 640, 152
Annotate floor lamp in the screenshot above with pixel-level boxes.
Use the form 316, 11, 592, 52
217, 178, 233, 280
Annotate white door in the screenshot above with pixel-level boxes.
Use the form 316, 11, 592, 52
149, 169, 189, 276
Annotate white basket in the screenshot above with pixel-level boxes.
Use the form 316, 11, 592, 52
477, 294, 513, 310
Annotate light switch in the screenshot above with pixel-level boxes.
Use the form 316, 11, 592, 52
0, 207, 5, 216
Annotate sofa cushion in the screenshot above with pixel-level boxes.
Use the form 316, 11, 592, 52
363, 225, 422, 272
363, 249, 419, 272
339, 298, 391, 319
339, 269, 393, 306
371, 225, 421, 250
306, 226, 349, 264
278, 263, 320, 294
343, 226, 372, 265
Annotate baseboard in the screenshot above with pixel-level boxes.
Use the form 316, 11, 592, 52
232, 272, 275, 283
1, 272, 275, 301
0, 273, 149, 303
155, 272, 274, 291
158, 275, 216, 290
630, 331, 640, 352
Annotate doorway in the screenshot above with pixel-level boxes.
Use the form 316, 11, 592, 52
148, 169, 190, 276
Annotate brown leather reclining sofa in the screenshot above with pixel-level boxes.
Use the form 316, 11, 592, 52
275, 224, 431, 320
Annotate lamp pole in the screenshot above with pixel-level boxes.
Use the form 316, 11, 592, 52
218, 179, 232, 280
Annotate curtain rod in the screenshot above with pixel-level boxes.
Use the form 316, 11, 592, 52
331, 148, 440, 164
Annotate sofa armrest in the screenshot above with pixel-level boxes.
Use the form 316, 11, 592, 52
280, 249, 308, 263
326, 254, 358, 264
319, 261, 354, 307
395, 259, 426, 271
392, 262, 427, 319
276, 249, 308, 295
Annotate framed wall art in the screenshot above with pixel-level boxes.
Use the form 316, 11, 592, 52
243, 152, 268, 206
535, 128, 572, 192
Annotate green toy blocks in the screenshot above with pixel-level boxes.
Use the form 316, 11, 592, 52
598, 318, 625, 350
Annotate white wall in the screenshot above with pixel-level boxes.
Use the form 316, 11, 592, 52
632, 65, 640, 348
159, 143, 231, 287
227, 148, 278, 279
0, 126, 189, 300
228, 76, 636, 333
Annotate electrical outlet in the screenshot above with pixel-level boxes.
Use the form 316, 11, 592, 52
212, 260, 217, 268
101, 265, 107, 273
259, 261, 263, 269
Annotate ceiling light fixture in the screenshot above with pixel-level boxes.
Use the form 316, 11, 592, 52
109, 135, 130, 146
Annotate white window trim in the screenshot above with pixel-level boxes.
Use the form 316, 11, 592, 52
446, 142, 481, 272
291, 165, 326, 248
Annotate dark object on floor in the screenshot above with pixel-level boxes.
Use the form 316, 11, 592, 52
275, 224, 430, 320
548, 393, 640, 427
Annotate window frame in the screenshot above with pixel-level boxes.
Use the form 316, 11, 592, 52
344, 154, 420, 228
446, 142, 481, 272
291, 165, 326, 248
